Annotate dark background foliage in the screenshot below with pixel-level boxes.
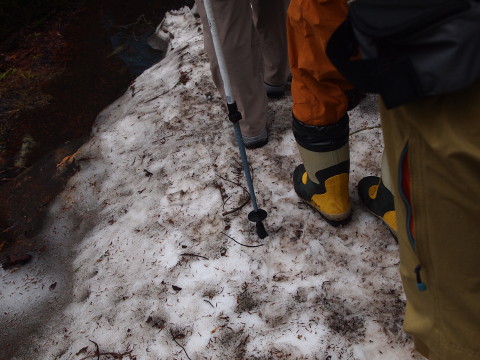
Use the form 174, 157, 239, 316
0, 0, 80, 42
0, 0, 193, 254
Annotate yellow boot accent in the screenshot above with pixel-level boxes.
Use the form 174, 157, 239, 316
311, 173, 351, 220
358, 175, 397, 238
302, 172, 309, 184
368, 184, 379, 199
293, 143, 351, 226
382, 211, 398, 232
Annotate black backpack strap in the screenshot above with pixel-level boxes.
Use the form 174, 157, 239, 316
326, 18, 422, 109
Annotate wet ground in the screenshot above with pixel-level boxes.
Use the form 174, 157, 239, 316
0, 0, 193, 257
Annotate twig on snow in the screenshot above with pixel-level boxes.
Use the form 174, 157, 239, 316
154, 134, 174, 144
91, 340, 100, 360
144, 88, 173, 103
223, 194, 232, 206
221, 195, 250, 216
170, 329, 192, 360
221, 232, 264, 248
204, 299, 215, 308
181, 253, 209, 260
232, 158, 255, 181
349, 125, 382, 136
78, 340, 134, 360
216, 174, 251, 216
216, 174, 244, 188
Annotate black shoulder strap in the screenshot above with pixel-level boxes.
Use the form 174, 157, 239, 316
349, 0, 471, 39
327, 0, 480, 109
326, 19, 422, 109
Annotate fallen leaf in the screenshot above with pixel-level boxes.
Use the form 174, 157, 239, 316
57, 151, 79, 169
210, 326, 222, 334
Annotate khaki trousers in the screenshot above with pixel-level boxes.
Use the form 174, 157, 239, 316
381, 79, 480, 360
195, 0, 290, 137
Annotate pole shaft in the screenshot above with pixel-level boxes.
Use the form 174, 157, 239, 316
202, 0, 267, 238
203, 0, 234, 104
233, 122, 259, 212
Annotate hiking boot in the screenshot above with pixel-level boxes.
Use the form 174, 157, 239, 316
293, 163, 351, 226
264, 82, 286, 98
242, 129, 268, 149
358, 176, 397, 238
292, 114, 351, 226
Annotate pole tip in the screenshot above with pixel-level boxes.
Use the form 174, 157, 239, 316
256, 221, 268, 239
249, 209, 268, 239
248, 209, 267, 222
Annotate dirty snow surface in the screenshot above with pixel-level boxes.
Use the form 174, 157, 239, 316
2, 7, 425, 360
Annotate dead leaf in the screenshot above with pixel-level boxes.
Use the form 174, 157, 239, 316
210, 326, 222, 334
57, 151, 78, 168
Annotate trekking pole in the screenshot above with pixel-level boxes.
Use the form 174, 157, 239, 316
203, 0, 268, 239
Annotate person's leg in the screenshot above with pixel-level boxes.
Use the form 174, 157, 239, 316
195, 0, 268, 140
288, 0, 352, 225
381, 79, 480, 359
251, 0, 290, 92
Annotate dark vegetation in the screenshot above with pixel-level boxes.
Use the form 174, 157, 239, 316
0, 0, 78, 42
0, 0, 193, 255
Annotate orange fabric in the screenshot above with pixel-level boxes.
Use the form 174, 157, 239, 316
287, 0, 352, 126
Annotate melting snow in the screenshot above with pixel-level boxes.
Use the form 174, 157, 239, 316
1, 7, 425, 360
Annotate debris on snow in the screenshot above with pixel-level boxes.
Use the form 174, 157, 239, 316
1, 6, 425, 360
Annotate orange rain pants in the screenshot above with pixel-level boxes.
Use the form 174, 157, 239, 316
287, 0, 352, 126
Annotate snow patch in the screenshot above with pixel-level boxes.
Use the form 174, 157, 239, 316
2, 7, 425, 360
